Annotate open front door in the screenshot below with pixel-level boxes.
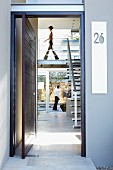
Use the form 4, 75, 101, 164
22, 15, 36, 158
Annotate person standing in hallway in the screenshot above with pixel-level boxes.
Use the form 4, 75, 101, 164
44, 26, 59, 60
53, 85, 60, 110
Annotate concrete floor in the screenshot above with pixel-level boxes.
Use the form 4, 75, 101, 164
3, 111, 96, 170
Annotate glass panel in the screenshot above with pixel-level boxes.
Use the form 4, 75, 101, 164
38, 24, 80, 60
38, 29, 71, 60
37, 74, 46, 111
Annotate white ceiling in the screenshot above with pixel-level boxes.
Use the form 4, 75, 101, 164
38, 18, 80, 30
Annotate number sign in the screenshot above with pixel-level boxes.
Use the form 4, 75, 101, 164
92, 22, 107, 93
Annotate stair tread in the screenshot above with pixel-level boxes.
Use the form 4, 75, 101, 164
73, 125, 81, 129
68, 80, 81, 82
71, 111, 81, 114
72, 118, 81, 121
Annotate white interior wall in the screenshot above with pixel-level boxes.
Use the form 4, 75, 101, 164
0, 0, 11, 169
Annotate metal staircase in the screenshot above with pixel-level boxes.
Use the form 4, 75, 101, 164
67, 39, 81, 128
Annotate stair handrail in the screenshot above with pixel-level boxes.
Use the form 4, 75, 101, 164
67, 38, 78, 127
67, 38, 76, 92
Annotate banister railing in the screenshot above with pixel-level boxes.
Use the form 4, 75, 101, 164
67, 38, 78, 127
67, 38, 76, 92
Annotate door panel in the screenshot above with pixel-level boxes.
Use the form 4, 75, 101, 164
22, 16, 36, 158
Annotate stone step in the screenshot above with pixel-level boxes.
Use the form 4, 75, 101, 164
26, 156, 96, 170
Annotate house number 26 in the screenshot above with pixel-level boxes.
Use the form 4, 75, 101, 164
94, 33, 104, 44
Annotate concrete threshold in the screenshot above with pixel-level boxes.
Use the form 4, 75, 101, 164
3, 156, 96, 170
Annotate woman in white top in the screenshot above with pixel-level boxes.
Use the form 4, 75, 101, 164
53, 85, 60, 110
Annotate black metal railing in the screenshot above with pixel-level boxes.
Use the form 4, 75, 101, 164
67, 38, 76, 92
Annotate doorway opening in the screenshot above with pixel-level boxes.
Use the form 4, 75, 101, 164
10, 12, 85, 159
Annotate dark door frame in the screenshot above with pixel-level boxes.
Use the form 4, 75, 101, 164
10, 11, 85, 157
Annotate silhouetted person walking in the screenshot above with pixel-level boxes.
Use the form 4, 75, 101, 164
44, 26, 59, 60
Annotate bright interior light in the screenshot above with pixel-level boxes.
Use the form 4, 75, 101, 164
34, 132, 81, 145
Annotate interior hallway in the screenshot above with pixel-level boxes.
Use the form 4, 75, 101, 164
3, 111, 96, 170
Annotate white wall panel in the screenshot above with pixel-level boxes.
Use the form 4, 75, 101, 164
92, 22, 107, 94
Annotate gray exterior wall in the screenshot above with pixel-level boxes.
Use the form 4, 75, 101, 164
0, 0, 10, 169
85, 0, 113, 167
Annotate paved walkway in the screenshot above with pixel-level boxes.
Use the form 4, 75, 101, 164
3, 112, 96, 170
